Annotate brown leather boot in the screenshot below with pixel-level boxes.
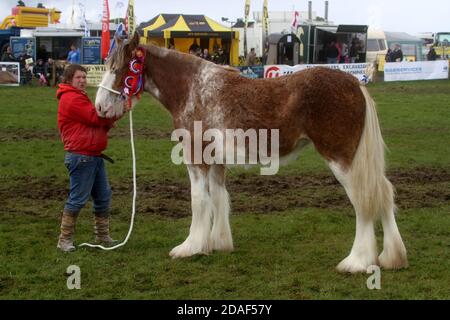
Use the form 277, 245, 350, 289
94, 215, 117, 245
57, 212, 77, 252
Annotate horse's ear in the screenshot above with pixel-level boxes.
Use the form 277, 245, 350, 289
129, 32, 140, 51
115, 33, 123, 46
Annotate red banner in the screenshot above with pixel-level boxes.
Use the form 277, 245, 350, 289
101, 0, 110, 60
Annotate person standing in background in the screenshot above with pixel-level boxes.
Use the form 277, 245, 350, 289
246, 48, 257, 66
391, 44, 404, 62
67, 44, 80, 64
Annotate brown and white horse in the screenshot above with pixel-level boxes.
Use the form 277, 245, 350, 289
95, 33, 408, 273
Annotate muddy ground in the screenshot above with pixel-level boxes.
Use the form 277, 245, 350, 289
0, 128, 170, 142
1, 167, 448, 218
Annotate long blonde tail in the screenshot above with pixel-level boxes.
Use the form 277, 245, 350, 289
349, 86, 395, 219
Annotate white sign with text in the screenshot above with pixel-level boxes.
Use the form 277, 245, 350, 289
264, 63, 374, 83
384, 60, 449, 82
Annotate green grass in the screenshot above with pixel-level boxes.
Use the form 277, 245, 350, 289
0, 80, 449, 299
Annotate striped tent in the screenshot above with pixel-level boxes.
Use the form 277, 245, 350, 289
138, 14, 240, 65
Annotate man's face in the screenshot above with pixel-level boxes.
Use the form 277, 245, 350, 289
71, 70, 87, 91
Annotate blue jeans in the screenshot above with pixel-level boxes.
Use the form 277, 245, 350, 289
64, 152, 111, 216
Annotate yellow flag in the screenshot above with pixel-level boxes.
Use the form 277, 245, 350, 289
262, 0, 269, 48
244, 0, 251, 56
245, 0, 251, 17
126, 0, 136, 36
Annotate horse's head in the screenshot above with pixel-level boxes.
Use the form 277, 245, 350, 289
95, 32, 143, 118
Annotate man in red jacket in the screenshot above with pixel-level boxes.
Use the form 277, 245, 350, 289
56, 64, 123, 252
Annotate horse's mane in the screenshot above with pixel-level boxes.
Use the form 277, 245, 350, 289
106, 44, 129, 72
221, 65, 240, 73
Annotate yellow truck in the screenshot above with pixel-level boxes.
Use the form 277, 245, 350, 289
433, 32, 450, 59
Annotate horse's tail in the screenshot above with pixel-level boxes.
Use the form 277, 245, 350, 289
349, 86, 395, 219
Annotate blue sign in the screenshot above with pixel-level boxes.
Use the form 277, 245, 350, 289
81, 37, 102, 65
10, 37, 36, 62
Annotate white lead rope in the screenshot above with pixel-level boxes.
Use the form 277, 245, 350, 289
98, 84, 122, 95
79, 109, 137, 250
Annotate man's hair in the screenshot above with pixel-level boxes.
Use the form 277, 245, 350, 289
62, 64, 87, 84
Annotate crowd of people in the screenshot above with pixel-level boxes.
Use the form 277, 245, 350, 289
187, 42, 230, 65
324, 38, 363, 64
186, 42, 260, 67
385, 44, 437, 62
325, 40, 439, 64
0, 43, 78, 86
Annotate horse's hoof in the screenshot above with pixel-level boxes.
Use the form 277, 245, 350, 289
212, 243, 234, 252
379, 249, 408, 270
336, 254, 378, 273
169, 244, 192, 259
169, 241, 209, 259
210, 236, 234, 252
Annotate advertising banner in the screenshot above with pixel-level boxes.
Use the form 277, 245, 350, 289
384, 61, 449, 82
81, 64, 107, 86
10, 37, 36, 62
101, 0, 110, 60
125, 0, 136, 36
82, 37, 102, 65
0, 62, 20, 86
262, 0, 269, 51
238, 66, 265, 79
264, 63, 374, 83
244, 0, 251, 57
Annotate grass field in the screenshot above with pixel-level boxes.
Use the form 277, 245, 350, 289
0, 80, 449, 300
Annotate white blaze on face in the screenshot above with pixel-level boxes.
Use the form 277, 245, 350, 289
95, 70, 125, 118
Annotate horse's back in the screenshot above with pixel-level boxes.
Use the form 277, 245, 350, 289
215, 67, 366, 163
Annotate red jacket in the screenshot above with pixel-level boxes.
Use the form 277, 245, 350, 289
57, 84, 115, 156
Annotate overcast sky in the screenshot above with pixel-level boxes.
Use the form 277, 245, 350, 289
0, 0, 448, 35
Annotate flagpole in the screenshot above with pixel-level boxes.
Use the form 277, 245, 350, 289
70, 0, 75, 28
244, 0, 251, 58
262, 0, 269, 62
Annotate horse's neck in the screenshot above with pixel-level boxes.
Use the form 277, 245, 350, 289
145, 45, 202, 117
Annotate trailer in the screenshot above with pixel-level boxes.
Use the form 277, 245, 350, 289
265, 33, 301, 66
297, 24, 368, 64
